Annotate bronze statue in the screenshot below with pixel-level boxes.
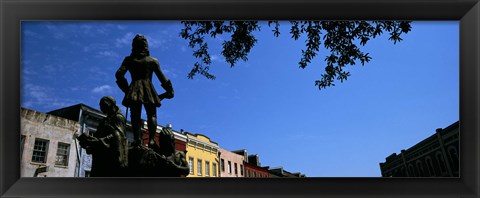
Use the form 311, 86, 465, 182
127, 127, 189, 177
156, 127, 189, 176
172, 151, 190, 177
115, 34, 174, 148
76, 96, 128, 177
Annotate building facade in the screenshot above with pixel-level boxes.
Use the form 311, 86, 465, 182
218, 148, 245, 177
379, 121, 459, 177
185, 133, 219, 177
20, 107, 80, 177
232, 150, 269, 177
268, 167, 306, 177
244, 155, 270, 177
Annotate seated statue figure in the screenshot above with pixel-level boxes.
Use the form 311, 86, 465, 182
127, 127, 189, 177
158, 127, 190, 177
77, 96, 128, 177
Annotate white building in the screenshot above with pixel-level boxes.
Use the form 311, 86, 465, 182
20, 107, 80, 177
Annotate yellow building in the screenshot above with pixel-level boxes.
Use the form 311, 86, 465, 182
185, 133, 219, 177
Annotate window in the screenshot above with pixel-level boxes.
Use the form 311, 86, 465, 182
253, 171, 257, 177
205, 161, 210, 176
20, 135, 26, 158
197, 159, 203, 176
246, 169, 250, 177
400, 167, 406, 177
408, 164, 415, 177
416, 161, 424, 177
85, 170, 91, 177
436, 153, 447, 173
425, 157, 435, 176
448, 147, 459, 171
227, 161, 232, 174
189, 157, 194, 175
32, 138, 49, 163
234, 163, 238, 175
212, 163, 217, 177
240, 164, 244, 175
55, 143, 70, 166
221, 159, 225, 172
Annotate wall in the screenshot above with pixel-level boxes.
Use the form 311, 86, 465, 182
185, 133, 219, 177
20, 108, 80, 177
244, 162, 269, 177
218, 148, 245, 177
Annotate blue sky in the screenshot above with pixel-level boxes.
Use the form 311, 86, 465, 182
21, 21, 459, 177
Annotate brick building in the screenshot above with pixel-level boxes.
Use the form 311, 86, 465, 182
233, 150, 269, 177
267, 166, 306, 177
379, 121, 459, 177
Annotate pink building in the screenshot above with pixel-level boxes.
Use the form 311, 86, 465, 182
218, 148, 245, 177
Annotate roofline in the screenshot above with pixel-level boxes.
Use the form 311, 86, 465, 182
184, 132, 218, 145
231, 149, 248, 153
22, 106, 80, 122
47, 103, 188, 141
269, 166, 284, 170
406, 120, 459, 152
381, 120, 459, 163
443, 120, 459, 131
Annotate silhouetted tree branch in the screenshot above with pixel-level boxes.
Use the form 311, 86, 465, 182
180, 21, 411, 90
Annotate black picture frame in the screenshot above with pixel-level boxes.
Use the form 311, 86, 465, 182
1, 0, 479, 197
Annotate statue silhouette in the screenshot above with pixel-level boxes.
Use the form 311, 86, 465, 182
76, 96, 128, 177
115, 34, 174, 148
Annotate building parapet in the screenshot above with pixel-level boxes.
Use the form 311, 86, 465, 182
22, 107, 79, 131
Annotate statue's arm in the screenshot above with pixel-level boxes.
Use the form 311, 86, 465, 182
165, 152, 189, 175
85, 126, 115, 150
115, 58, 129, 93
77, 133, 93, 149
79, 115, 125, 154
105, 114, 127, 153
176, 154, 190, 175
99, 115, 125, 147
78, 134, 109, 154
153, 59, 174, 99
90, 134, 114, 150
176, 164, 190, 175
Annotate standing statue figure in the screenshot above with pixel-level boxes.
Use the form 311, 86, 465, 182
76, 96, 128, 177
115, 34, 174, 148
